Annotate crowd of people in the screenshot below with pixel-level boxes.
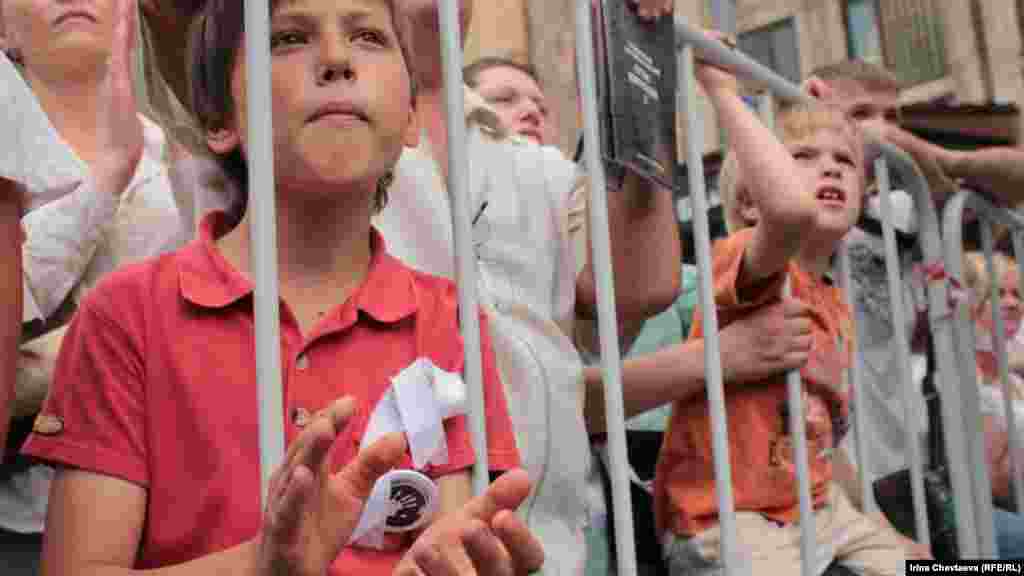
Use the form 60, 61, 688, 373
4, 0, 1024, 575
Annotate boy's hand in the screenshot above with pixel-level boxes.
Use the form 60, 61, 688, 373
694, 30, 740, 97
719, 298, 814, 384
259, 397, 408, 576
396, 469, 544, 576
93, 0, 145, 197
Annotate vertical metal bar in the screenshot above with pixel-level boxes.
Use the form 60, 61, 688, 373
838, 239, 874, 514
753, 91, 816, 575
244, 0, 286, 506
875, 157, 931, 546
1012, 229, 1024, 512
941, 191, 986, 557
575, 2, 636, 574
982, 222, 1024, 512
784, 320, 815, 576
756, 92, 774, 130
679, 44, 743, 576
437, 0, 488, 496
709, 0, 737, 36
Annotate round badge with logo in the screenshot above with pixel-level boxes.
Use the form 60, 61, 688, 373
382, 469, 438, 533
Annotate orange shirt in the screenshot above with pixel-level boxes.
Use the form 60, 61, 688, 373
654, 228, 853, 537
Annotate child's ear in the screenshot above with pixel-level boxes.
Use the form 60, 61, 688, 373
737, 187, 760, 225
206, 128, 240, 155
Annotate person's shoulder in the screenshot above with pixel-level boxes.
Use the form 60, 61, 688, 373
404, 264, 460, 312
79, 249, 184, 321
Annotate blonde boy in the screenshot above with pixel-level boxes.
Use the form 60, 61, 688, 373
653, 56, 906, 575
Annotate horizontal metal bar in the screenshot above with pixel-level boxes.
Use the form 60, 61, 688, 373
965, 192, 1024, 232
674, 20, 807, 104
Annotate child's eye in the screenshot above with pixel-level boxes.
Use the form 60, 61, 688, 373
353, 28, 388, 47
270, 30, 308, 48
793, 149, 814, 160
836, 153, 855, 166
849, 106, 873, 121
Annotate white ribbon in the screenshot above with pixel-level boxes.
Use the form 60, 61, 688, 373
350, 358, 467, 548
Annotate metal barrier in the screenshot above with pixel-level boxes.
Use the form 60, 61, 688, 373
943, 190, 1024, 552
236, 0, 1004, 573
673, 16, 994, 571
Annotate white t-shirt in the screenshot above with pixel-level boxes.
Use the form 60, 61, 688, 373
375, 87, 591, 576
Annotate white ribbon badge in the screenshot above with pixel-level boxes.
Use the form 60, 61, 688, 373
349, 358, 467, 548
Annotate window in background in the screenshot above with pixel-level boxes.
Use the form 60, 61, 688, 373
845, 0, 947, 86
738, 17, 801, 83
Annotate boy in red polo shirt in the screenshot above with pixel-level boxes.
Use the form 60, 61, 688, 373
653, 46, 907, 574
22, 0, 519, 574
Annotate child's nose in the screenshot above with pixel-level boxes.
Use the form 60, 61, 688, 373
317, 37, 353, 84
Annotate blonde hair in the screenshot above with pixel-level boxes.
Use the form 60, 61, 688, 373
718, 102, 864, 233
963, 251, 1019, 314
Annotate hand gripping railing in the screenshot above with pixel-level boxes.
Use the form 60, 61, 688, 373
943, 189, 1024, 555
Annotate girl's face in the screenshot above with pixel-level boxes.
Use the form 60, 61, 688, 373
3, 0, 117, 76
976, 267, 1023, 339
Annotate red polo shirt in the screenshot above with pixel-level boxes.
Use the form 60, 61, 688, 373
23, 212, 519, 574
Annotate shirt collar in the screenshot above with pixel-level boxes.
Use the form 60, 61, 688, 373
177, 211, 419, 324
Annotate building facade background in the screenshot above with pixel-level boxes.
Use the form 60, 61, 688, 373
465, 0, 1024, 158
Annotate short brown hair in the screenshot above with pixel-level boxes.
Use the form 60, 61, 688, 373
463, 56, 542, 90
809, 59, 903, 95
719, 102, 864, 232
187, 0, 415, 213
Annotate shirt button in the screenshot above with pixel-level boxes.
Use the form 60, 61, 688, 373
292, 407, 312, 428
296, 354, 309, 371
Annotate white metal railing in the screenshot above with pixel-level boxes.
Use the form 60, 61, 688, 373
236, 0, 1006, 573
673, 16, 994, 571
943, 190, 1024, 554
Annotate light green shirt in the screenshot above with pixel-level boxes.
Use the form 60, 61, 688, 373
624, 264, 699, 432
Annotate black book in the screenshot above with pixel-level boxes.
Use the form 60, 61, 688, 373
590, 0, 678, 193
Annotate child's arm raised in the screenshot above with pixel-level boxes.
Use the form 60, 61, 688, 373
697, 49, 816, 285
